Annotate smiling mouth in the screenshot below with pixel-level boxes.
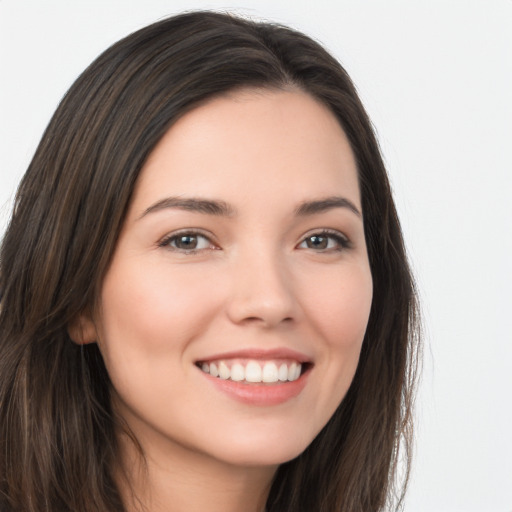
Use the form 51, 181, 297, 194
196, 359, 309, 384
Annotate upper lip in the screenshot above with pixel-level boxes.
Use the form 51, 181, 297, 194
196, 348, 313, 364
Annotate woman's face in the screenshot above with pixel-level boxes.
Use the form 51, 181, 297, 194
86, 89, 372, 468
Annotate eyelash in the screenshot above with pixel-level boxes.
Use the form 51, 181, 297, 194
298, 230, 351, 252
158, 229, 351, 254
158, 229, 216, 254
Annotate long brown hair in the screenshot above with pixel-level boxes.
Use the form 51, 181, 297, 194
0, 11, 421, 511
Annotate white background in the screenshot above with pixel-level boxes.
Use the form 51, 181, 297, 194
1, 1, 511, 511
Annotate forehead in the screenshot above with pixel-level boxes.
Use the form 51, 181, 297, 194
129, 89, 360, 216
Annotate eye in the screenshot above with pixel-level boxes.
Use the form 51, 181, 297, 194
159, 231, 216, 253
298, 231, 350, 252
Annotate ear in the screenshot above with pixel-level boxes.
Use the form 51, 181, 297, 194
68, 312, 98, 345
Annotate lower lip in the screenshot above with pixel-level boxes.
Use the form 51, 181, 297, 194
201, 370, 310, 406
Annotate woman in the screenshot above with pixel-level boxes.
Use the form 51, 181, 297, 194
0, 11, 420, 512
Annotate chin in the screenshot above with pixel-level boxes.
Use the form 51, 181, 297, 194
205, 428, 314, 468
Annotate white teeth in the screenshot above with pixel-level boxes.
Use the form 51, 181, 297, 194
278, 363, 288, 381
199, 359, 303, 383
287, 362, 296, 381
262, 362, 279, 383
245, 361, 262, 382
288, 362, 298, 381
218, 361, 230, 380
230, 363, 245, 381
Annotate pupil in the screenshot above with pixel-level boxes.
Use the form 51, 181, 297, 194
308, 236, 327, 249
177, 235, 197, 249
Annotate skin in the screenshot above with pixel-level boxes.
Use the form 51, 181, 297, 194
73, 88, 373, 512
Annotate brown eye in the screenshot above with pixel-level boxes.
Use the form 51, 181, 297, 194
160, 232, 214, 252
298, 231, 350, 252
305, 235, 328, 250
174, 235, 199, 250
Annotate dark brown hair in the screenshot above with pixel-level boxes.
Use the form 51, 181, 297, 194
0, 11, 420, 511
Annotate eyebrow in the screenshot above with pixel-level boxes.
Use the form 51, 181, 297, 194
295, 196, 361, 217
139, 195, 361, 219
139, 197, 236, 219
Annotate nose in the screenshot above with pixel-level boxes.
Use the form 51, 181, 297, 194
226, 248, 297, 328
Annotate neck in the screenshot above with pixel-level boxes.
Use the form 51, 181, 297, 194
116, 430, 276, 512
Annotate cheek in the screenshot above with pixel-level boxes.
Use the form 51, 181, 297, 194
302, 262, 372, 399
96, 260, 223, 373
95, 261, 221, 415
300, 262, 373, 349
